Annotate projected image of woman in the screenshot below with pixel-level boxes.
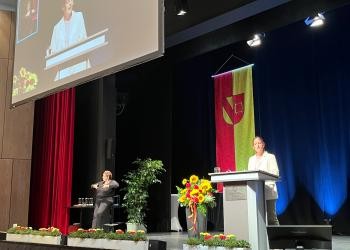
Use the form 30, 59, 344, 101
49, 0, 87, 54
248, 136, 280, 225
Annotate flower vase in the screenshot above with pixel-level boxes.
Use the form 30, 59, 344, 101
186, 207, 207, 238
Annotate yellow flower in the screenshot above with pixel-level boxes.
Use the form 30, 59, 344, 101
180, 189, 186, 194
201, 182, 211, 192
190, 189, 199, 196
179, 195, 186, 203
182, 178, 188, 185
190, 175, 199, 184
198, 194, 205, 203
20, 67, 27, 77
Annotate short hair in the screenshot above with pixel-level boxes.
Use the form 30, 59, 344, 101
103, 170, 112, 180
253, 136, 265, 144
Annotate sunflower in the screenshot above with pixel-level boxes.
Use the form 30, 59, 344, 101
19, 67, 27, 77
198, 194, 205, 203
200, 181, 211, 192
179, 195, 186, 203
189, 175, 199, 184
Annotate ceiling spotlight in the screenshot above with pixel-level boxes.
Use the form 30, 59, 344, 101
304, 13, 325, 27
175, 0, 189, 16
247, 33, 265, 47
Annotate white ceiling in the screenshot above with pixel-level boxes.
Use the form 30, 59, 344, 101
0, 0, 16, 11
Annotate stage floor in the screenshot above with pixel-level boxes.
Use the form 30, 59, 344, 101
148, 232, 350, 250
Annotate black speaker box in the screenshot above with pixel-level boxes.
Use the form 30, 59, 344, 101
148, 240, 167, 250
0, 231, 6, 240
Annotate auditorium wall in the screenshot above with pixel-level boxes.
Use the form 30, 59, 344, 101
0, 10, 34, 231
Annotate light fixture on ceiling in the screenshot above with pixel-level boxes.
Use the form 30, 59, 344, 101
246, 33, 265, 47
304, 13, 325, 27
175, 0, 189, 16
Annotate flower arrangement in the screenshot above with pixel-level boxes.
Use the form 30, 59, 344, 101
7, 225, 61, 236
12, 67, 38, 97
68, 228, 147, 242
186, 232, 250, 248
176, 175, 216, 232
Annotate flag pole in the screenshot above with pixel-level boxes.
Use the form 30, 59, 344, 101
212, 63, 254, 78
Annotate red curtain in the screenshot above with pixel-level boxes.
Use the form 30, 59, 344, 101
29, 88, 75, 234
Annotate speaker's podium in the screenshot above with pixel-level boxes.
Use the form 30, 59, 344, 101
209, 170, 278, 250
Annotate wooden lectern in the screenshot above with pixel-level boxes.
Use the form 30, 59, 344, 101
209, 170, 279, 250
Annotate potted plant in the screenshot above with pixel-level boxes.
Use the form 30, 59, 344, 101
177, 175, 216, 237
183, 233, 251, 250
6, 225, 62, 245
68, 228, 148, 250
122, 158, 165, 231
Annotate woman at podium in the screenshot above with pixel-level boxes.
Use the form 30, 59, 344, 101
91, 170, 119, 228
248, 136, 280, 225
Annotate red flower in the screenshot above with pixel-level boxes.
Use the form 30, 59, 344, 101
194, 185, 199, 189
220, 234, 226, 240
186, 183, 191, 189
204, 235, 213, 240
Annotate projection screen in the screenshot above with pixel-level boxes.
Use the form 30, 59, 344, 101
12, 0, 164, 106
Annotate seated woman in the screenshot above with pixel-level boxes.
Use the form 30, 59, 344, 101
91, 170, 119, 228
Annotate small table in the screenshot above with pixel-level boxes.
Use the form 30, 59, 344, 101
70, 204, 94, 227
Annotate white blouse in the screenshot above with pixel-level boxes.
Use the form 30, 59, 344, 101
248, 151, 279, 200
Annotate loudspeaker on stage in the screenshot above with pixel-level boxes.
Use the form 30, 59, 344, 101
148, 240, 167, 250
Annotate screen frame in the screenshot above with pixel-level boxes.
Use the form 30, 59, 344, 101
11, 0, 164, 107
267, 225, 332, 249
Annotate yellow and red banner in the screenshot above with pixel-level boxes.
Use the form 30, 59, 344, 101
214, 65, 255, 184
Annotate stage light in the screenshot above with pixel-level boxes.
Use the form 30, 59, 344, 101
175, 0, 189, 16
304, 13, 325, 27
246, 33, 264, 47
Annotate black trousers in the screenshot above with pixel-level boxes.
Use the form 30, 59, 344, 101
266, 199, 279, 225
92, 198, 113, 228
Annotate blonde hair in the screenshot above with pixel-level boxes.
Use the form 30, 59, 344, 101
103, 170, 112, 180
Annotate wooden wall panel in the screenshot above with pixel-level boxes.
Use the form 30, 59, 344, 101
0, 10, 34, 231
9, 159, 31, 227
0, 59, 9, 157
0, 11, 11, 59
9, 12, 15, 60
0, 159, 13, 231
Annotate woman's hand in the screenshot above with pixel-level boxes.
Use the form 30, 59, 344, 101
91, 184, 98, 189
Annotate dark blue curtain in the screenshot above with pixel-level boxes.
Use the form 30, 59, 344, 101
253, 6, 350, 217
172, 4, 350, 231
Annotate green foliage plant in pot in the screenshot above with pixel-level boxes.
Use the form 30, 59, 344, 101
122, 158, 165, 231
